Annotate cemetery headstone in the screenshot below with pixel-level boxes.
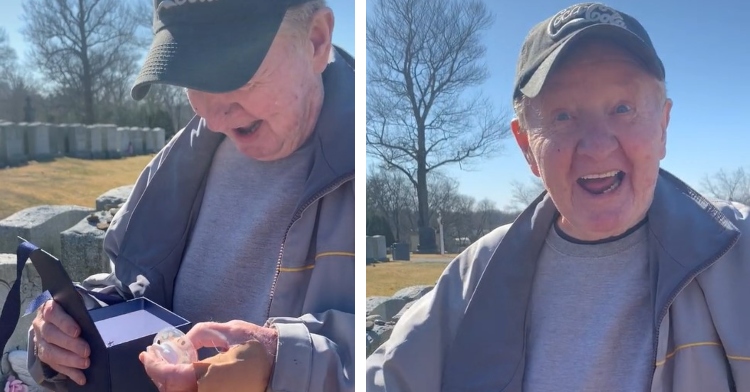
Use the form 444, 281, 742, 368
0, 205, 93, 256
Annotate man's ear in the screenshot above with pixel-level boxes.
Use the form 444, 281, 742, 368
307, 7, 334, 74
658, 98, 672, 160
511, 118, 540, 177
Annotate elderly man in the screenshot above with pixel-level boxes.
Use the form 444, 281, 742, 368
366, 3, 750, 391
24, 0, 354, 391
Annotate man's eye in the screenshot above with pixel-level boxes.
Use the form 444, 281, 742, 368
555, 112, 570, 121
615, 104, 631, 114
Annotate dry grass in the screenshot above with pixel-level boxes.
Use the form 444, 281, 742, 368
366, 258, 455, 297
0, 156, 155, 220
408, 253, 458, 263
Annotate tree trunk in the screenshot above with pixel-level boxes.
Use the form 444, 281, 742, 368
416, 124, 437, 253
82, 61, 94, 124
78, 0, 95, 124
417, 124, 428, 227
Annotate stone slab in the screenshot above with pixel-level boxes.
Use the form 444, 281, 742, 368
46, 123, 63, 156
366, 236, 387, 262
366, 323, 394, 357
0, 121, 6, 167
366, 296, 408, 322
129, 127, 144, 155
154, 127, 166, 151
0, 122, 28, 166
0, 254, 43, 356
23, 123, 52, 162
366, 296, 390, 316
101, 124, 120, 159
393, 285, 433, 302
88, 124, 104, 159
143, 127, 155, 153
117, 127, 132, 156
58, 124, 73, 156
95, 185, 133, 211
59, 210, 115, 282
66, 124, 89, 158
0, 205, 93, 257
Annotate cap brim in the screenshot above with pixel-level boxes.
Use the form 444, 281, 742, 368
131, 7, 286, 101
520, 24, 665, 99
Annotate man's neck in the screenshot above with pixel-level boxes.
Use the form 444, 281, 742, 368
555, 215, 649, 245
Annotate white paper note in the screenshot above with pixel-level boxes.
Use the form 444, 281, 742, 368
94, 309, 176, 346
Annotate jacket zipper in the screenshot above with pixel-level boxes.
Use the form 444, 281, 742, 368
650, 233, 740, 374
265, 173, 355, 319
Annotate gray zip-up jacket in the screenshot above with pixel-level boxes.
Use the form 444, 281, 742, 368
366, 169, 750, 392
29, 48, 355, 392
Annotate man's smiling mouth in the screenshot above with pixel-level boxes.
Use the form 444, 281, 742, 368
234, 120, 262, 136
577, 170, 625, 195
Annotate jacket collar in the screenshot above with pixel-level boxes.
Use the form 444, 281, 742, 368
441, 168, 740, 391
297, 46, 355, 208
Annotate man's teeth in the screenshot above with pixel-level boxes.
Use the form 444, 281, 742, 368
601, 180, 620, 193
236, 121, 261, 135
580, 170, 619, 180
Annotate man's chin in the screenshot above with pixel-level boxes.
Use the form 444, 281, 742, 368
237, 145, 286, 162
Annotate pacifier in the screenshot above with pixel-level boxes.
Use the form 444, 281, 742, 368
150, 327, 198, 365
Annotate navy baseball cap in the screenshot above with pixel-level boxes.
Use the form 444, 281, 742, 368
513, 2, 665, 99
132, 0, 311, 101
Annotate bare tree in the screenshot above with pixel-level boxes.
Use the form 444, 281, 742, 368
144, 84, 194, 137
366, 0, 510, 242
0, 28, 42, 122
424, 171, 461, 225
367, 165, 416, 242
508, 177, 546, 211
471, 198, 497, 239
0, 28, 19, 120
21, 0, 145, 124
0, 28, 17, 82
441, 193, 474, 244
701, 167, 750, 205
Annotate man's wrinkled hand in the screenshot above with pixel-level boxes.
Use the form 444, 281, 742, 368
141, 320, 277, 392
186, 320, 278, 358
139, 347, 197, 392
31, 300, 90, 386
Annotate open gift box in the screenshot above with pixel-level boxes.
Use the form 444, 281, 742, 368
24, 240, 192, 392
79, 298, 192, 391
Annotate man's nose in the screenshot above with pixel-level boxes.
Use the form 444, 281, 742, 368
194, 95, 242, 131
575, 123, 619, 161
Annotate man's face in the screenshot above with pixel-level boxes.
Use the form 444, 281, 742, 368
512, 41, 672, 241
186, 10, 333, 161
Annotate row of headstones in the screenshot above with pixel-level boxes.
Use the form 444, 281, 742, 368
365, 285, 434, 357
0, 185, 135, 385
0, 121, 166, 168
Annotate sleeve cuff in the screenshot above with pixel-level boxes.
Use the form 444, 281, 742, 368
268, 322, 312, 392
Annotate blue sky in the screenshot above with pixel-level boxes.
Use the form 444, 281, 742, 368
0, 0, 355, 71
367, 0, 750, 209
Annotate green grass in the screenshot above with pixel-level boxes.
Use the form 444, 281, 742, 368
0, 156, 154, 219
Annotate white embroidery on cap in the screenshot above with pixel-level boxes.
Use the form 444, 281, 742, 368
548, 3, 626, 39
160, 0, 218, 10
190, 118, 205, 147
